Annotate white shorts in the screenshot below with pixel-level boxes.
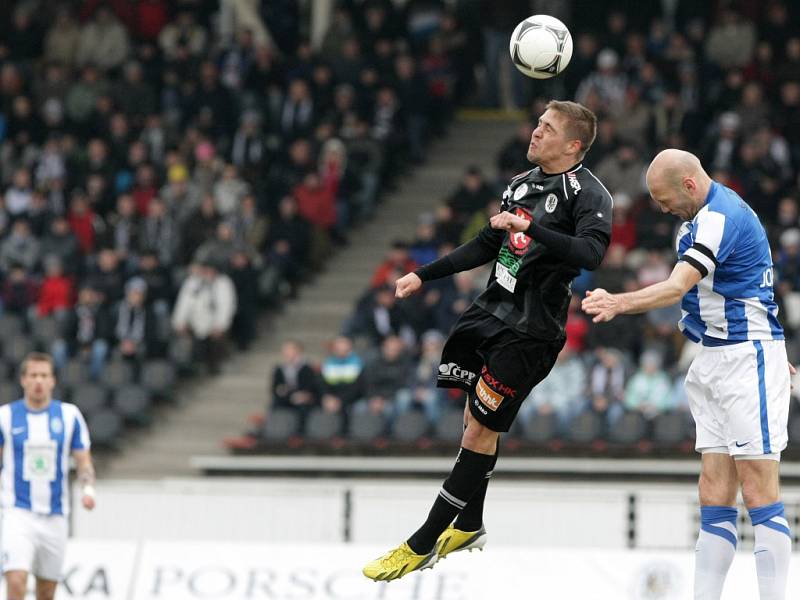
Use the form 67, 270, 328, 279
1, 507, 68, 581
685, 339, 790, 458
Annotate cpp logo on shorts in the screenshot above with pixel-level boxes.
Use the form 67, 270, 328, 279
438, 363, 477, 384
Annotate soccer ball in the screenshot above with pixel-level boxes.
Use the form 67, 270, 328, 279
509, 15, 573, 79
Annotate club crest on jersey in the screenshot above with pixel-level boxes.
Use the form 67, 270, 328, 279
545, 193, 558, 213
509, 208, 532, 254
50, 417, 63, 434
513, 183, 529, 200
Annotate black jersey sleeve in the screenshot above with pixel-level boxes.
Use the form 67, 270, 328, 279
415, 224, 504, 281
526, 187, 613, 270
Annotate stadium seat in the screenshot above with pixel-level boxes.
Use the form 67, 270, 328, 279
140, 360, 176, 397
567, 411, 603, 444
100, 360, 135, 388
168, 336, 194, 370
59, 359, 90, 388
261, 408, 300, 442
68, 383, 108, 417
0, 314, 23, 338
0, 382, 21, 404
304, 408, 343, 441
522, 411, 558, 443
31, 316, 60, 345
4, 335, 34, 366
111, 385, 152, 425
608, 411, 648, 444
349, 412, 387, 441
391, 411, 429, 442
435, 408, 465, 443
88, 409, 124, 448
652, 411, 690, 445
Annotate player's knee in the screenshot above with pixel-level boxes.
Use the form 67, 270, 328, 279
740, 477, 779, 509
698, 471, 735, 506
462, 418, 499, 454
737, 460, 780, 508
5, 572, 28, 599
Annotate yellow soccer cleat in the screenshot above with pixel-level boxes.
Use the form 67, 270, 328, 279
435, 524, 487, 559
362, 542, 439, 581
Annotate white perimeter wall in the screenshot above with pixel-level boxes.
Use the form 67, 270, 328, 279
71, 478, 800, 551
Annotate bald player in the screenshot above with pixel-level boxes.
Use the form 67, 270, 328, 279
583, 149, 793, 600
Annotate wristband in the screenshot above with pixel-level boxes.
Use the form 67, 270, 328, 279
82, 485, 96, 499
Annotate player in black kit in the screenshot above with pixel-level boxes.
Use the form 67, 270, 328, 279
363, 100, 613, 581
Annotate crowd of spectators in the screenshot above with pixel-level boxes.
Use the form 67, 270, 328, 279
0, 0, 469, 407
264, 1, 800, 449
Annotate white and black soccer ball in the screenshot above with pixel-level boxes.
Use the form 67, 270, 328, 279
509, 15, 573, 79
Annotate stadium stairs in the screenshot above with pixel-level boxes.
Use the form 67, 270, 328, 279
102, 112, 519, 478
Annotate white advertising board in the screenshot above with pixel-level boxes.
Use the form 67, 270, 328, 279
2, 541, 796, 599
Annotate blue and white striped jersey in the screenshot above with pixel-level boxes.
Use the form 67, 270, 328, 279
0, 399, 90, 516
677, 181, 783, 344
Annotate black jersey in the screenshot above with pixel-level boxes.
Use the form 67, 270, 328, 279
471, 163, 613, 339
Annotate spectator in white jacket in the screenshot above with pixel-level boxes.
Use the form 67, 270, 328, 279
172, 261, 237, 374
75, 7, 130, 72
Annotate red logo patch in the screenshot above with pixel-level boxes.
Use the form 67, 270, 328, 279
508, 208, 532, 255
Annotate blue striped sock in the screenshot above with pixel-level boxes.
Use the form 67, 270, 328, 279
695, 506, 737, 600
749, 502, 792, 600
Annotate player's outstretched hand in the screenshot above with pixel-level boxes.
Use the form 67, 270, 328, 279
490, 212, 530, 233
395, 272, 422, 299
581, 288, 620, 323
82, 494, 96, 510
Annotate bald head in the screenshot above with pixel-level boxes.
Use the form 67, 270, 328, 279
647, 149, 706, 190
646, 149, 712, 221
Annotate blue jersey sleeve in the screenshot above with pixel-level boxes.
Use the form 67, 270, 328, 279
681, 208, 738, 277
71, 410, 90, 450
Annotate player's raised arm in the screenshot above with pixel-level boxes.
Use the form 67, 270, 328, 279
582, 261, 703, 323
396, 224, 505, 299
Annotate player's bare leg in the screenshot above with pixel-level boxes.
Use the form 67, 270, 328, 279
35, 578, 58, 600
694, 452, 738, 600
5, 570, 29, 600
736, 458, 791, 600
35, 577, 58, 600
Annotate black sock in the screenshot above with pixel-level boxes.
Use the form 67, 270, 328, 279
406, 447, 496, 554
454, 440, 499, 531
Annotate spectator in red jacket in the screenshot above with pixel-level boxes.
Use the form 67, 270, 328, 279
67, 190, 101, 255
370, 240, 417, 289
293, 171, 336, 231
293, 171, 337, 269
37, 255, 74, 318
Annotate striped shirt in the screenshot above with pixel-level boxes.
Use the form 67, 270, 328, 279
0, 400, 90, 515
677, 181, 783, 344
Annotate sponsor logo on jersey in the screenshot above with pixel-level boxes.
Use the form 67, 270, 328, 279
508, 208, 532, 254
438, 362, 477, 384
476, 378, 503, 411
567, 171, 581, 193
545, 193, 558, 213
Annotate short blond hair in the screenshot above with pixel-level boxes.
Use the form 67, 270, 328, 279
20, 352, 55, 376
545, 100, 597, 159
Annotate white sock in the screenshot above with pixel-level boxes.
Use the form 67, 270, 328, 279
694, 505, 738, 600
749, 502, 792, 600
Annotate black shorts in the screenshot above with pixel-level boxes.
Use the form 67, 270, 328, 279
437, 304, 565, 432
